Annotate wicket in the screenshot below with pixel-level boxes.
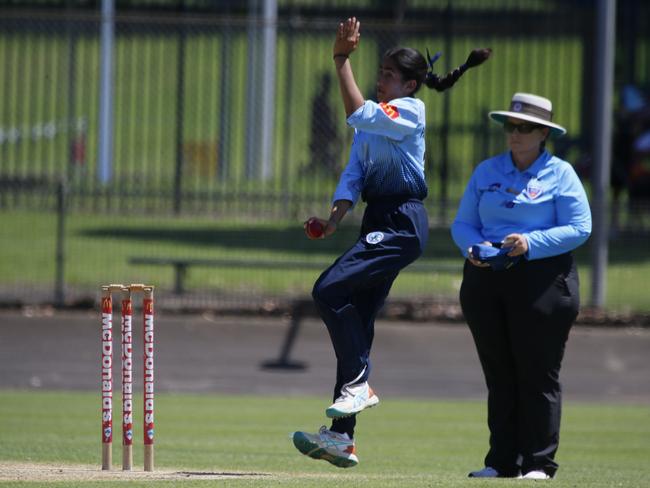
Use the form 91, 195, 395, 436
101, 284, 155, 472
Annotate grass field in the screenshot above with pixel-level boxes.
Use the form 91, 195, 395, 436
0, 390, 649, 487
0, 210, 464, 299
2, 209, 650, 312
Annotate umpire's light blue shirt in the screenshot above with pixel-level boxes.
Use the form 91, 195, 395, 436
332, 97, 428, 205
451, 150, 592, 260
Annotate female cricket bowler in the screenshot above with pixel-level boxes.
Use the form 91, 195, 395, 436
292, 17, 491, 468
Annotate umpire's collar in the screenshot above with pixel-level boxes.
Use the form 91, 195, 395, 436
504, 150, 551, 176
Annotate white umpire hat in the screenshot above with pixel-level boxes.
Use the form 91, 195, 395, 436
489, 92, 567, 137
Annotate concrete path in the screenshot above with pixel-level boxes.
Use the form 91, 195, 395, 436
0, 310, 648, 403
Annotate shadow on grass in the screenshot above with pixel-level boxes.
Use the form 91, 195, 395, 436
79, 225, 462, 260
79, 225, 649, 264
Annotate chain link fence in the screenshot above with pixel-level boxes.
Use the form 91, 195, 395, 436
1, 0, 650, 314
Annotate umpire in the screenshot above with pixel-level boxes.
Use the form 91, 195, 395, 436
451, 93, 592, 479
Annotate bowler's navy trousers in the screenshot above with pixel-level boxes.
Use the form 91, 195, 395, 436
312, 197, 428, 438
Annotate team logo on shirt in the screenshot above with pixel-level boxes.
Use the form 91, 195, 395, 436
526, 178, 543, 199
366, 231, 385, 244
379, 103, 399, 120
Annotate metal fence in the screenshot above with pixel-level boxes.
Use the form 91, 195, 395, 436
1, 0, 650, 313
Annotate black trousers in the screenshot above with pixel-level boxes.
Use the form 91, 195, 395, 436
459, 252, 580, 477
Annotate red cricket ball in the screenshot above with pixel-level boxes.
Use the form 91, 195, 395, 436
306, 218, 324, 239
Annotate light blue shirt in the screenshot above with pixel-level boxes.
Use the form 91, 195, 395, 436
332, 97, 428, 205
451, 150, 592, 260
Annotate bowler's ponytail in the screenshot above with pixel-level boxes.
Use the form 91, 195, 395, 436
383, 47, 492, 96
423, 47, 492, 92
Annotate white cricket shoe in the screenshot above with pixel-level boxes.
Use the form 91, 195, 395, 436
468, 466, 500, 478
292, 426, 358, 468
522, 470, 550, 479
325, 382, 379, 418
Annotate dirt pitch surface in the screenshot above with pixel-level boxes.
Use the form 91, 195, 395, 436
0, 461, 273, 482
0, 461, 391, 484
1, 309, 649, 403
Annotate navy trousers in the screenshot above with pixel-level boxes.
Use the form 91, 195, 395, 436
459, 252, 580, 477
312, 197, 428, 438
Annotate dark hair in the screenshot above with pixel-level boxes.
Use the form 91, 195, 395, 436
382, 47, 429, 95
383, 47, 469, 95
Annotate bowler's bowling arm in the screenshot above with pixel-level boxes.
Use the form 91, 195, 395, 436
325, 199, 352, 236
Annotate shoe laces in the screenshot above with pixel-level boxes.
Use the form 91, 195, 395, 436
334, 390, 352, 403
335, 382, 367, 403
318, 426, 351, 443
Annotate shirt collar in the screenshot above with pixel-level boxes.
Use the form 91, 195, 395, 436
503, 150, 551, 176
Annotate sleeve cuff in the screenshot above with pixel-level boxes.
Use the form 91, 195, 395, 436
332, 190, 359, 208
346, 102, 366, 127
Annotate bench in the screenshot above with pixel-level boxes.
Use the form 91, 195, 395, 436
129, 256, 462, 369
128, 256, 461, 295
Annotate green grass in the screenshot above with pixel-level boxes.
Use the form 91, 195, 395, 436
0, 390, 649, 487
0, 210, 463, 299
2, 209, 650, 312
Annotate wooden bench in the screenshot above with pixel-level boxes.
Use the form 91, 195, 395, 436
128, 256, 461, 295
129, 256, 462, 369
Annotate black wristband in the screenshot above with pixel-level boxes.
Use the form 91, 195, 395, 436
333, 53, 349, 60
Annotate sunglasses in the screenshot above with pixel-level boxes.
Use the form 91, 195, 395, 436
503, 121, 544, 134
